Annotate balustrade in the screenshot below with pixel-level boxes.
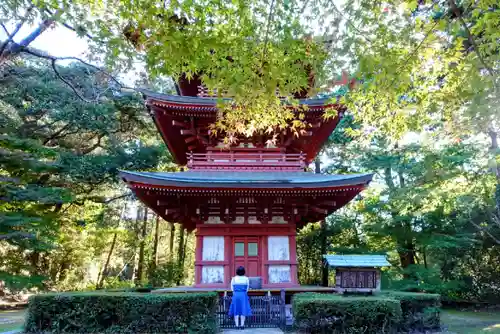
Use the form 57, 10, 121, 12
187, 152, 306, 171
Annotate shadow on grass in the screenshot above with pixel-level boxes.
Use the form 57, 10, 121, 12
441, 309, 500, 334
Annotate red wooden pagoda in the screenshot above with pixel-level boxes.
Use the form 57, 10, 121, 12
120, 84, 372, 288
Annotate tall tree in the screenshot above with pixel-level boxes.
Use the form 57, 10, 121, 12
149, 214, 160, 283
0, 61, 164, 290
135, 207, 148, 285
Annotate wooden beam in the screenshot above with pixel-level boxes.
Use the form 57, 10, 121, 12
180, 129, 195, 135
172, 120, 187, 127
311, 123, 323, 130
184, 136, 197, 144
318, 200, 337, 207
197, 136, 209, 145
283, 136, 294, 147
310, 206, 328, 215
165, 208, 180, 215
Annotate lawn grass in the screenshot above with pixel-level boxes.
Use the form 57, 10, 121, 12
0, 309, 25, 333
441, 309, 500, 334
0, 323, 22, 333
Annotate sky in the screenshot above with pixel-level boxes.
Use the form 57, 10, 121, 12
0, 22, 143, 85
1, 23, 89, 60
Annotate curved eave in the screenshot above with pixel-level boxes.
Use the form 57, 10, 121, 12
119, 170, 373, 190
140, 89, 341, 110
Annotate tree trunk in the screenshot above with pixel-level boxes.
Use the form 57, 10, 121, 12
135, 207, 148, 286
422, 247, 428, 269
29, 251, 40, 276
315, 159, 329, 286
488, 129, 500, 210
314, 158, 321, 174
398, 241, 417, 269
169, 222, 175, 261
58, 260, 71, 282
125, 205, 142, 281
58, 250, 73, 282
181, 230, 189, 272
149, 215, 161, 284
97, 232, 118, 289
176, 227, 185, 285
320, 220, 329, 287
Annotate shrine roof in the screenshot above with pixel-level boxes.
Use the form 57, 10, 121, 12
323, 255, 391, 268
119, 170, 372, 189
139, 89, 334, 108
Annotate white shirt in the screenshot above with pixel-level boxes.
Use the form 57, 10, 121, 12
231, 275, 249, 291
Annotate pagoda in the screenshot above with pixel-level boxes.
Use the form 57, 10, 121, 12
119, 78, 372, 288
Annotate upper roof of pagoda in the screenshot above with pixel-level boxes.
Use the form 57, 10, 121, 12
141, 90, 344, 166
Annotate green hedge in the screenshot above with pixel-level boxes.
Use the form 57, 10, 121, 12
378, 291, 441, 330
25, 292, 218, 333
293, 293, 402, 333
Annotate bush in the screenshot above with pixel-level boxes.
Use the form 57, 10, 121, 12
378, 291, 440, 331
293, 293, 402, 333
25, 291, 218, 333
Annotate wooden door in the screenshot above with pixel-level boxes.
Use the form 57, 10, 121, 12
233, 237, 260, 277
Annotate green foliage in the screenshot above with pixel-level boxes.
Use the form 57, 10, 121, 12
321, 129, 500, 302
0, 61, 165, 293
149, 261, 184, 288
293, 293, 402, 333
378, 291, 441, 331
25, 292, 218, 333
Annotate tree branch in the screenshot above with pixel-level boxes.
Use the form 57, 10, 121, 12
51, 58, 93, 103
87, 193, 132, 204
79, 134, 104, 155
2, 10, 61, 58
328, 0, 373, 43
23, 47, 131, 90
1, 23, 10, 35
448, 0, 497, 90
387, 20, 440, 89
0, 5, 35, 55
44, 8, 95, 40
470, 221, 500, 245
261, 0, 277, 64
0, 232, 35, 240
16, 47, 133, 103
60, 21, 94, 40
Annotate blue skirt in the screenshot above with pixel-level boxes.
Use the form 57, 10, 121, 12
229, 284, 252, 316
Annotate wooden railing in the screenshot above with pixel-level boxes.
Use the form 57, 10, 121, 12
187, 152, 306, 171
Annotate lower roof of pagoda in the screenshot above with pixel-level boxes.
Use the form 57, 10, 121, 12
120, 170, 372, 231
141, 90, 344, 166
119, 170, 372, 189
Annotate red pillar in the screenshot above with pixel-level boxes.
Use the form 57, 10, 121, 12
224, 235, 231, 286
261, 236, 268, 285
289, 233, 299, 286
194, 233, 203, 286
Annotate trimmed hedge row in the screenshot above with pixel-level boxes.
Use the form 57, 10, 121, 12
25, 292, 218, 333
293, 293, 402, 333
378, 291, 441, 330
293, 292, 441, 333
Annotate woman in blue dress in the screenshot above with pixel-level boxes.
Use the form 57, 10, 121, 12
228, 266, 252, 329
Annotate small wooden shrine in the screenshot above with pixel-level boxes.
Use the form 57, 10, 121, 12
120, 77, 372, 288
323, 254, 391, 293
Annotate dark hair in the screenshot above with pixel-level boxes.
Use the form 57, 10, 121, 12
236, 266, 245, 276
